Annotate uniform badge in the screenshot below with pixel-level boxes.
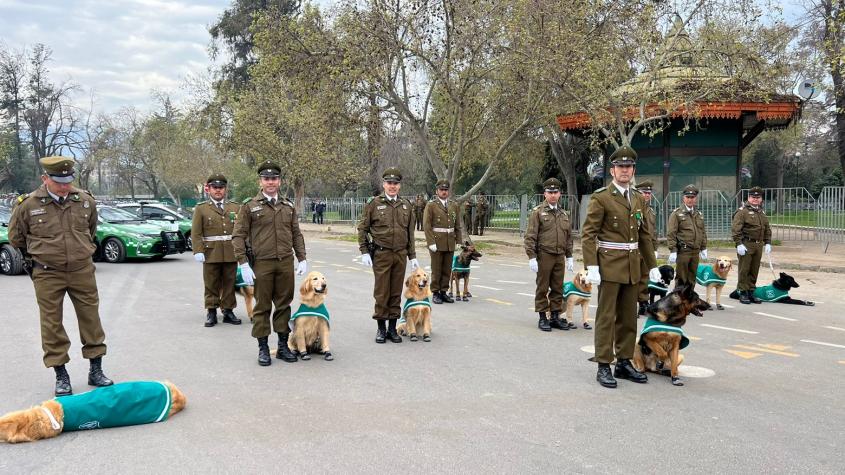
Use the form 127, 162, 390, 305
541, 212, 548, 216
251, 206, 262, 212
403, 205, 407, 210
83, 201, 90, 209
749, 211, 755, 215
377, 205, 387, 210
30, 208, 46, 216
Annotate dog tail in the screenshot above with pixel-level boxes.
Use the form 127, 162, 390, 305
164, 382, 187, 417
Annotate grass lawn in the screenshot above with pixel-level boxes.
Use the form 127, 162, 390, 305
767, 210, 845, 229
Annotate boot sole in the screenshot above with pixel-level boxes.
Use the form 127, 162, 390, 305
614, 372, 648, 383
597, 379, 617, 388
258, 360, 271, 366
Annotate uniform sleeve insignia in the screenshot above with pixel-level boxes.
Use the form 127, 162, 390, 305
594, 187, 607, 193
16, 193, 28, 203
242, 197, 252, 204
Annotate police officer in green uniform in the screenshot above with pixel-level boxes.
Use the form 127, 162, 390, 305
8, 156, 114, 396
524, 178, 574, 331
463, 198, 475, 235
635, 181, 658, 315
581, 146, 659, 388
414, 194, 426, 231
423, 179, 464, 304
732, 186, 771, 304
357, 168, 419, 343
473, 193, 489, 236
667, 184, 708, 288
192, 173, 242, 327
233, 161, 307, 366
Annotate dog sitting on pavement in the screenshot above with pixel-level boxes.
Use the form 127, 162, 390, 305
729, 272, 815, 306
397, 268, 433, 341
696, 256, 732, 310
563, 269, 593, 329
288, 271, 333, 360
448, 244, 482, 301
0, 381, 186, 443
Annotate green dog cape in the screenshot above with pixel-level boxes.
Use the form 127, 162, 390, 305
696, 264, 727, 286
648, 280, 669, 296
753, 284, 789, 302
399, 297, 432, 323
289, 303, 331, 331
235, 266, 249, 288
562, 281, 591, 300
639, 318, 690, 350
451, 255, 470, 272
57, 381, 173, 432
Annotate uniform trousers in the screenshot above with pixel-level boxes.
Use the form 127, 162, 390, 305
252, 256, 294, 338
675, 250, 700, 288
594, 281, 638, 364
203, 262, 237, 310
429, 250, 453, 293
737, 241, 763, 291
371, 249, 407, 319
534, 251, 566, 313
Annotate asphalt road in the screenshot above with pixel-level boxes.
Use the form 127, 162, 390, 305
1, 237, 843, 474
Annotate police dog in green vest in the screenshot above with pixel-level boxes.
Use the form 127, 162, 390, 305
397, 268, 433, 341
563, 269, 593, 329
728, 272, 815, 306
448, 244, 482, 301
288, 271, 333, 360
633, 285, 710, 386
696, 256, 732, 310
0, 381, 186, 443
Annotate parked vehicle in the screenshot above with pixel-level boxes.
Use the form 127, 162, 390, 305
116, 202, 193, 251
0, 205, 25, 275
95, 206, 186, 263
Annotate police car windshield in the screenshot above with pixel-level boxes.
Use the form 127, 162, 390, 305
100, 206, 143, 222
158, 204, 190, 219
0, 206, 10, 224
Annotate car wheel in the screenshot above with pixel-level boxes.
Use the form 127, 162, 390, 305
103, 237, 126, 263
0, 244, 24, 275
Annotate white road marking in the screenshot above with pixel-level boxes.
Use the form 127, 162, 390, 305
753, 312, 798, 322
474, 285, 502, 290
720, 303, 735, 308
497, 280, 528, 284
699, 324, 759, 334
800, 340, 845, 349
499, 264, 522, 268
580, 345, 595, 354
516, 293, 534, 297
824, 326, 845, 332
678, 365, 716, 378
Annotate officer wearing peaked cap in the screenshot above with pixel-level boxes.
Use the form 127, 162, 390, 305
8, 156, 114, 396
634, 180, 659, 315
581, 146, 660, 388
192, 173, 243, 328
732, 186, 771, 304
233, 160, 307, 366
524, 177, 574, 331
357, 167, 418, 343
424, 179, 464, 304
667, 184, 708, 291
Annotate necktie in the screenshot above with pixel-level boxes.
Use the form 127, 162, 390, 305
623, 190, 629, 203
269, 198, 276, 206
217, 202, 223, 211
57, 197, 65, 205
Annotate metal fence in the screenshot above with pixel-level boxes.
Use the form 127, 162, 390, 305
663, 189, 736, 241
818, 186, 845, 243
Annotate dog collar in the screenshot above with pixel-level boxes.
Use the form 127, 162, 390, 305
41, 406, 62, 431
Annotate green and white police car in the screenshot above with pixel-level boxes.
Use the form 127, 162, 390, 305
116, 202, 194, 251
0, 205, 25, 275
95, 206, 187, 263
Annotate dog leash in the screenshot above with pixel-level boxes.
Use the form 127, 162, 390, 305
767, 252, 777, 280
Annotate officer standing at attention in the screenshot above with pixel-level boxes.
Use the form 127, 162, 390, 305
473, 192, 489, 236
732, 186, 771, 304
667, 184, 708, 288
581, 146, 660, 389
414, 194, 426, 231
233, 161, 307, 366
524, 178, 575, 331
357, 168, 419, 343
192, 173, 242, 328
423, 179, 464, 304
634, 181, 658, 316
8, 156, 114, 396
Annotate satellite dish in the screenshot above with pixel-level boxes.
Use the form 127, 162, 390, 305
797, 80, 821, 100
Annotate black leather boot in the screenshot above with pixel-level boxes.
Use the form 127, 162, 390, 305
276, 333, 298, 362
375, 320, 387, 343
432, 292, 443, 304
204, 308, 217, 327
638, 302, 647, 316
596, 363, 616, 388
221, 309, 242, 325
549, 311, 569, 330
88, 356, 114, 387
387, 319, 402, 343
441, 291, 454, 303
614, 359, 648, 383
739, 290, 751, 305
54, 365, 72, 396
538, 312, 551, 332
257, 337, 271, 366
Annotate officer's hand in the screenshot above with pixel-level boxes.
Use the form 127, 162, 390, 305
648, 267, 661, 283
428, 244, 437, 252
528, 258, 538, 273
239, 263, 255, 285
668, 252, 677, 264
586, 265, 601, 285
194, 253, 205, 263
737, 244, 747, 256
360, 254, 373, 267
764, 244, 772, 254
566, 257, 574, 272
296, 260, 307, 276
409, 258, 420, 270
654, 250, 659, 260
699, 249, 708, 260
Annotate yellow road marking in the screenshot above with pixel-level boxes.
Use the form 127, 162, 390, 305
485, 298, 512, 306
839, 361, 845, 365
756, 344, 792, 351
724, 349, 763, 359
733, 344, 799, 357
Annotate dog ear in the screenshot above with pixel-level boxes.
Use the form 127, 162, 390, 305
405, 274, 414, 288
300, 276, 313, 297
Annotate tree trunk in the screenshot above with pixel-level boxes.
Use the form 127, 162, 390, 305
293, 176, 305, 215
366, 93, 382, 195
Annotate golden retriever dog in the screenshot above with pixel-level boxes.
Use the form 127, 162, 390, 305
0, 381, 186, 443
236, 285, 255, 322
288, 271, 333, 361
564, 270, 593, 329
696, 256, 732, 310
397, 268, 433, 341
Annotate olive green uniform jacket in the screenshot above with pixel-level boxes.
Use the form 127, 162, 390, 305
232, 194, 306, 264
731, 203, 771, 245
423, 199, 463, 252
356, 194, 416, 258
667, 207, 707, 252
192, 200, 240, 263
524, 201, 573, 259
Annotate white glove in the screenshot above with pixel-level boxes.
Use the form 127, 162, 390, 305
239, 263, 255, 285
586, 265, 601, 285
194, 253, 205, 263
668, 252, 677, 264
654, 250, 659, 260
296, 260, 307, 275
648, 267, 661, 283
737, 244, 747, 256
699, 249, 708, 260
428, 244, 437, 252
409, 258, 420, 270
529, 258, 538, 273
360, 254, 373, 267
764, 244, 772, 254
566, 257, 574, 272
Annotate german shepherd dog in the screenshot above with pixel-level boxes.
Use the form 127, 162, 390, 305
633, 285, 710, 386
289, 271, 333, 360
564, 269, 593, 329
698, 256, 732, 310
729, 272, 815, 306
449, 244, 482, 301
397, 268, 433, 341
0, 381, 186, 443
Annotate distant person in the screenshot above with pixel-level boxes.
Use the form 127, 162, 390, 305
667, 185, 707, 289
473, 193, 489, 235
316, 200, 326, 224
